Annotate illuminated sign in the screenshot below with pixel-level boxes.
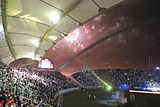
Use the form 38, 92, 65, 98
38, 58, 54, 69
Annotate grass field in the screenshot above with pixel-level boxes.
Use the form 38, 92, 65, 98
63, 89, 160, 107
63, 89, 110, 107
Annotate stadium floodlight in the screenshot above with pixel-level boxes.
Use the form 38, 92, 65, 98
49, 12, 60, 24
0, 24, 4, 32
31, 40, 40, 47
156, 67, 160, 70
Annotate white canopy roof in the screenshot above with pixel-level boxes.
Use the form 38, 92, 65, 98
0, 0, 125, 65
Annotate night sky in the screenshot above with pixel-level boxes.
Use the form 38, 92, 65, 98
45, 0, 160, 74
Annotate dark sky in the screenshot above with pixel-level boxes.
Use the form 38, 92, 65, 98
45, 0, 160, 73
85, 0, 160, 68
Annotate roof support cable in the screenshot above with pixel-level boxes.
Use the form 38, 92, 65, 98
34, 0, 85, 58
91, 0, 107, 14
91, 0, 101, 9
39, 0, 80, 23
1, 0, 16, 60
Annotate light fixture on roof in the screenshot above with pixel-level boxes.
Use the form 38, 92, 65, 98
49, 12, 60, 24
0, 24, 4, 32
31, 40, 40, 47
156, 67, 160, 70
2, 35, 5, 39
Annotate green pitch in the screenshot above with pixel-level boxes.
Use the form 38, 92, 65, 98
63, 89, 160, 107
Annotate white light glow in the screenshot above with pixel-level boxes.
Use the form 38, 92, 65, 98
0, 24, 4, 32
156, 67, 160, 70
49, 12, 60, 24
129, 90, 160, 94
38, 58, 53, 69
31, 40, 40, 47
35, 57, 41, 61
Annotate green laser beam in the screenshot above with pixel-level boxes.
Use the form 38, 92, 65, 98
91, 71, 112, 90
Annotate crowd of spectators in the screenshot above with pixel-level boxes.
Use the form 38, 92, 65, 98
1, 67, 160, 106
94, 68, 160, 89
72, 71, 102, 87
72, 68, 160, 90
0, 67, 76, 107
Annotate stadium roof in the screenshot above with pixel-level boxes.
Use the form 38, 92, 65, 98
0, 0, 126, 65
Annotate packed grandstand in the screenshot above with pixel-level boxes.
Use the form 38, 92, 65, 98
1, 0, 160, 107
0, 67, 76, 106
1, 66, 160, 106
